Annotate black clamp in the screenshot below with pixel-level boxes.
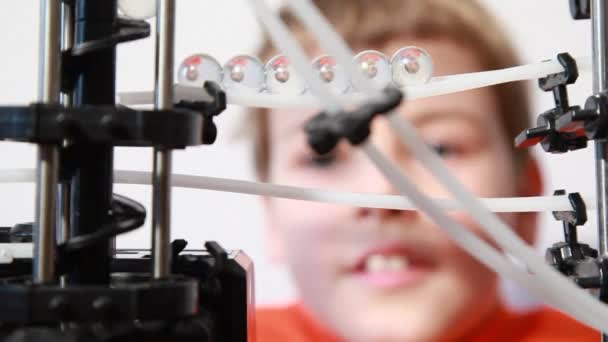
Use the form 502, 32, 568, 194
304, 87, 403, 155
545, 190, 600, 286
0, 104, 204, 147
515, 53, 589, 153
516, 53, 608, 152
570, 0, 590, 20
0, 223, 33, 243
176, 81, 227, 145
556, 91, 608, 141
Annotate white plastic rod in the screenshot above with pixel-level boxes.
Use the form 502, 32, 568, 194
0, 169, 589, 213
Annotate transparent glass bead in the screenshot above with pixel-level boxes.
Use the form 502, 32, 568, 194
177, 54, 222, 87
118, 0, 156, 20
390, 46, 433, 86
353, 50, 391, 90
264, 55, 306, 95
222, 55, 265, 93
312, 55, 350, 94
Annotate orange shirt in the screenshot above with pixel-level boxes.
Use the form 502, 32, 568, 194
256, 303, 600, 341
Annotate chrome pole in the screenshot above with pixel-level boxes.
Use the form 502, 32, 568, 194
592, 0, 608, 257
35, 0, 61, 284
59, 1, 73, 107
591, 0, 608, 340
151, 0, 176, 278
58, 1, 73, 248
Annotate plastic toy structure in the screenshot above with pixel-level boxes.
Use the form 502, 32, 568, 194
0, 0, 608, 341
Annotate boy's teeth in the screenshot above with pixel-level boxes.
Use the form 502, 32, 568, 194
386, 255, 409, 271
364, 254, 409, 273
366, 255, 386, 273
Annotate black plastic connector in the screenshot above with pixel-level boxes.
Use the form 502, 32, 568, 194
570, 0, 591, 20
0, 223, 33, 243
305, 112, 341, 155
552, 190, 587, 244
205, 241, 229, 274
304, 87, 403, 155
515, 53, 589, 153
546, 190, 599, 281
539, 53, 579, 93
556, 91, 608, 141
176, 81, 227, 145
0, 103, 205, 148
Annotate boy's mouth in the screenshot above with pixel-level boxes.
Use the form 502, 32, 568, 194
364, 254, 410, 273
351, 244, 434, 290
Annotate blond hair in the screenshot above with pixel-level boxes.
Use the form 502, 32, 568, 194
251, 0, 531, 180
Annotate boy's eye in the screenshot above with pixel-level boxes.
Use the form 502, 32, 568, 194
430, 143, 457, 157
307, 153, 337, 168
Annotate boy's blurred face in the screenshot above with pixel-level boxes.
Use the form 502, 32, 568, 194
263, 38, 540, 342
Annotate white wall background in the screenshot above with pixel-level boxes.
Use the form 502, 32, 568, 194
0, 0, 599, 307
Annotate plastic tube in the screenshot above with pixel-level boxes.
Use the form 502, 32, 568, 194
286, 0, 608, 330
0, 169, 587, 212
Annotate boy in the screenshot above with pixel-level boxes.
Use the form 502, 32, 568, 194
252, 0, 600, 340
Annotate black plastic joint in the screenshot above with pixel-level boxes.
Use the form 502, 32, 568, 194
175, 81, 227, 145
576, 276, 601, 288
552, 190, 587, 226
171, 239, 189, 270
583, 92, 608, 140
341, 110, 375, 146
368, 87, 404, 116
570, 0, 591, 20
515, 53, 587, 153
204, 241, 228, 273
175, 81, 226, 117
342, 87, 403, 145
538, 53, 579, 91
202, 117, 218, 145
202, 81, 226, 116
304, 87, 404, 155
304, 112, 341, 155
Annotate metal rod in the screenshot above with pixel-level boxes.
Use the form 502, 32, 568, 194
151, 0, 176, 278
152, 149, 172, 278
34, 0, 61, 284
59, 1, 74, 107
57, 182, 69, 288
58, 2, 73, 252
39, 0, 62, 103
35, 147, 59, 284
57, 183, 70, 244
591, 1, 608, 340
592, 0, 608, 257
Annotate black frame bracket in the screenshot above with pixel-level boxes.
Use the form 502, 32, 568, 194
305, 87, 403, 155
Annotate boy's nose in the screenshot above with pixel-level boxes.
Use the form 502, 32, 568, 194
354, 169, 420, 223
356, 205, 419, 223
354, 118, 420, 221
